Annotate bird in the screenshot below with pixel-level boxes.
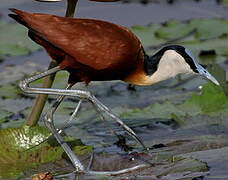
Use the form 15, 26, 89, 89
34, 0, 120, 2
9, 9, 219, 175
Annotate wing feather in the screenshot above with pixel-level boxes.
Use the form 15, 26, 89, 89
9, 9, 141, 70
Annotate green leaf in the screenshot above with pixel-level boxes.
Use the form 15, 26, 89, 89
120, 101, 185, 120
0, 110, 12, 124
181, 83, 228, 115
222, 0, 228, 7
155, 20, 194, 40
31, 71, 69, 89
181, 35, 228, 57
0, 84, 21, 99
0, 125, 92, 179
0, 20, 41, 58
189, 19, 228, 40
120, 83, 228, 129
131, 24, 164, 47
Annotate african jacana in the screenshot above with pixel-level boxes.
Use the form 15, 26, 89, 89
34, 0, 120, 2
9, 9, 219, 175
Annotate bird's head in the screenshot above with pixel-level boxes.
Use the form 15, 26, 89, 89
145, 45, 219, 85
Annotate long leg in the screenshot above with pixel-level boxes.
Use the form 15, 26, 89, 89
47, 83, 73, 116
19, 66, 149, 174
47, 84, 132, 148
21, 67, 147, 150
29, 91, 82, 150
45, 83, 83, 132
42, 84, 81, 147
44, 113, 85, 171
89, 98, 147, 150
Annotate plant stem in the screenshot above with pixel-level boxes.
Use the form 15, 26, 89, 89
66, 0, 78, 17
26, 0, 78, 126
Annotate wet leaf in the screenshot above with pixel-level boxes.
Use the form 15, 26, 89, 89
155, 18, 228, 41
181, 36, 228, 57
155, 20, 194, 40
222, 0, 228, 7
0, 110, 12, 124
0, 20, 41, 58
0, 62, 44, 86
32, 71, 69, 89
120, 101, 185, 120
0, 84, 21, 99
156, 158, 208, 177
136, 18, 228, 64
121, 83, 228, 121
0, 125, 92, 179
177, 146, 228, 180
131, 24, 164, 47
181, 83, 228, 115
189, 19, 228, 40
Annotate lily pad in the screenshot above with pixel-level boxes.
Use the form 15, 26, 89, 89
156, 158, 208, 177
120, 101, 185, 120
31, 71, 69, 89
118, 83, 228, 131
132, 18, 228, 66
181, 36, 228, 57
177, 146, 228, 180
0, 62, 44, 86
0, 109, 12, 124
189, 18, 228, 40
131, 24, 164, 47
181, 83, 228, 115
0, 84, 21, 99
156, 18, 228, 41
0, 125, 92, 179
155, 20, 194, 40
0, 20, 41, 58
222, 0, 228, 7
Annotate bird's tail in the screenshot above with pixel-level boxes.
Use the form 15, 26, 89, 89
8, 8, 30, 28
8, 8, 44, 44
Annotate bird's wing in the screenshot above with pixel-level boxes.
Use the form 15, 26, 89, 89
9, 9, 142, 70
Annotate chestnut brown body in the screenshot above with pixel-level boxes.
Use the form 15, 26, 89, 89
9, 9, 145, 84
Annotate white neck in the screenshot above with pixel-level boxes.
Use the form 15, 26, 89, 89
141, 50, 195, 85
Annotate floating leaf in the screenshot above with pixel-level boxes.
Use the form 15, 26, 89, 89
156, 158, 208, 177
119, 83, 228, 131
181, 36, 228, 57
155, 20, 194, 40
0, 20, 41, 58
189, 19, 228, 40
0, 110, 12, 124
177, 146, 228, 180
0, 84, 21, 99
31, 71, 69, 89
131, 24, 164, 47
120, 101, 185, 120
181, 83, 228, 115
223, 0, 228, 7
0, 62, 44, 86
0, 125, 92, 179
